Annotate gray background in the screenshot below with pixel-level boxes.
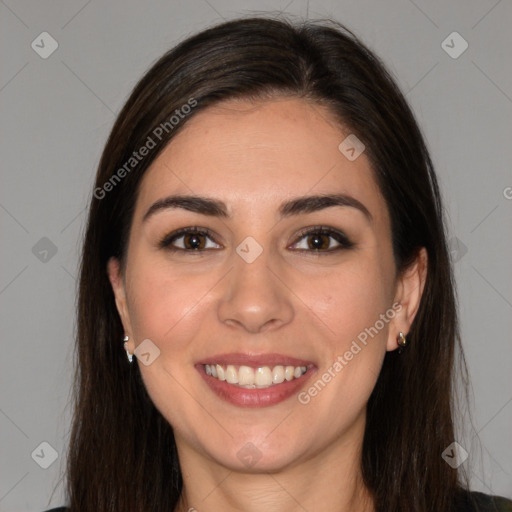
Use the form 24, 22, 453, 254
1, 0, 511, 510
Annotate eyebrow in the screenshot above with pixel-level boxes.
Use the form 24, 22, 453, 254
142, 193, 373, 223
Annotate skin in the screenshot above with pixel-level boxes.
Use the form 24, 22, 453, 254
108, 96, 427, 512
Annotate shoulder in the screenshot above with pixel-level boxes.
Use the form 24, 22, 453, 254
456, 490, 512, 512
42, 508, 69, 512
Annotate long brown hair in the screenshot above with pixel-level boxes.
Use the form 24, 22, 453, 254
66, 15, 469, 511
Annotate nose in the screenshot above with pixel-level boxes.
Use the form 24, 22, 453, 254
217, 246, 294, 334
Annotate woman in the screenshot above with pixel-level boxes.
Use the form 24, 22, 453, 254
44, 16, 511, 512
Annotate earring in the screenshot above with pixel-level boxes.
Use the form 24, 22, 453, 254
123, 335, 133, 363
397, 332, 407, 354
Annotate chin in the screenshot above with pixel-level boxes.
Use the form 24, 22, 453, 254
201, 428, 312, 473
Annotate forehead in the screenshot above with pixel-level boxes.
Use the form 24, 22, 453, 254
135, 97, 388, 223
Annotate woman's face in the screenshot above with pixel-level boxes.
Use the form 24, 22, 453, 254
109, 96, 425, 473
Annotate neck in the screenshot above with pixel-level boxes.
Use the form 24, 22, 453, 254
173, 417, 374, 512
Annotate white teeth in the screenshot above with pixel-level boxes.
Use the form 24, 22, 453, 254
255, 367, 272, 386
238, 365, 255, 385
272, 365, 285, 384
225, 365, 238, 384
216, 364, 225, 381
205, 364, 307, 387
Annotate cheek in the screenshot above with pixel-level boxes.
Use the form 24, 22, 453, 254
293, 265, 390, 422
124, 259, 214, 425
125, 255, 214, 346
299, 257, 391, 345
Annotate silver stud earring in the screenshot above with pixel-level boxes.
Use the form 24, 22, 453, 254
123, 335, 133, 363
397, 332, 407, 354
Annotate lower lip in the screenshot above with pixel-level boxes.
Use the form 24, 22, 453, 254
197, 365, 316, 408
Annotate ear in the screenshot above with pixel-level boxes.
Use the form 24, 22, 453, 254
107, 257, 135, 354
386, 247, 428, 352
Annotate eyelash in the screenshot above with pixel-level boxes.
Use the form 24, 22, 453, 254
158, 225, 354, 254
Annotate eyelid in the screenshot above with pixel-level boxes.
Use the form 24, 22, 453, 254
289, 225, 354, 251
158, 226, 221, 250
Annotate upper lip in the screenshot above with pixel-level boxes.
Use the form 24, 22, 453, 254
196, 352, 315, 368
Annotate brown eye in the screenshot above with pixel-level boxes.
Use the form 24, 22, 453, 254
291, 227, 354, 252
182, 232, 206, 250
306, 233, 331, 250
159, 227, 221, 252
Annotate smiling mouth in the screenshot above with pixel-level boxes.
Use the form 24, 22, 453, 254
204, 364, 308, 388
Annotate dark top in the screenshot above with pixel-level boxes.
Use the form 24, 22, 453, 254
43, 491, 512, 511
459, 491, 512, 511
